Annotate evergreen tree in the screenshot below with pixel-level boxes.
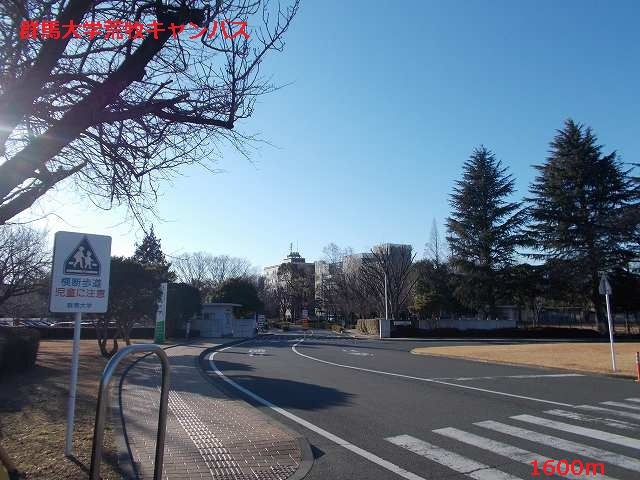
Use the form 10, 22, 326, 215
528, 120, 639, 329
412, 259, 463, 323
447, 146, 527, 319
133, 226, 167, 265
132, 226, 174, 282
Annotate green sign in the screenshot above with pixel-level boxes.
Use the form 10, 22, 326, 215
154, 283, 167, 343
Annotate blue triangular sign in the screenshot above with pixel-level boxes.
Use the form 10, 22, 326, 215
64, 236, 101, 276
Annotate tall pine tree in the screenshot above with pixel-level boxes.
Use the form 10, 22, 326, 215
133, 226, 167, 265
528, 120, 639, 329
133, 226, 174, 282
447, 146, 527, 319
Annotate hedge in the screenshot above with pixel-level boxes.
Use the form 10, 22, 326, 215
0, 327, 41, 374
356, 318, 379, 335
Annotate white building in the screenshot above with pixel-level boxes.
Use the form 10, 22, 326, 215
192, 303, 257, 338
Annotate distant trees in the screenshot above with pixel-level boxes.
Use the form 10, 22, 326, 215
173, 252, 255, 299
275, 263, 314, 321
412, 259, 460, 325
360, 244, 416, 320
316, 243, 354, 320
215, 277, 263, 318
528, 120, 640, 330
0, 225, 49, 308
447, 146, 528, 319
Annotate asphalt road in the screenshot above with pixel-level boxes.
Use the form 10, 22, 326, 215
205, 331, 640, 480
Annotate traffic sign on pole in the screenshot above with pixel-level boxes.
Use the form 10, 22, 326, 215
50, 232, 112, 314
49, 231, 112, 457
598, 274, 612, 295
599, 273, 616, 372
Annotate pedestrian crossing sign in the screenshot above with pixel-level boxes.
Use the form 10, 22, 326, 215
64, 236, 101, 276
50, 231, 112, 313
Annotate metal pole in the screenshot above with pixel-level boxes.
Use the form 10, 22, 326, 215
384, 273, 388, 321
380, 273, 389, 340
89, 344, 171, 480
605, 293, 616, 372
65, 311, 82, 457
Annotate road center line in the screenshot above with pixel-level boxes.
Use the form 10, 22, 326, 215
208, 344, 428, 480
292, 338, 574, 407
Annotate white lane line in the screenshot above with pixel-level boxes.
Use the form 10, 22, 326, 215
386, 434, 523, 480
513, 414, 640, 450
433, 374, 584, 381
476, 420, 640, 473
292, 339, 574, 407
544, 409, 640, 431
626, 398, 640, 404
208, 347, 427, 480
601, 401, 640, 412
433, 427, 617, 480
577, 404, 640, 421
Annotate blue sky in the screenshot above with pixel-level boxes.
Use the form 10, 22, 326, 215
28, 0, 640, 269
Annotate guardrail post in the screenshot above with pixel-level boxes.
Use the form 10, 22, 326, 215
89, 344, 171, 480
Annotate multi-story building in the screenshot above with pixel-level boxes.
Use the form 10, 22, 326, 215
264, 249, 315, 288
265, 243, 413, 321
264, 248, 316, 320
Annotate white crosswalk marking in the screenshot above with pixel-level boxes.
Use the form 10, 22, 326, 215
601, 401, 640, 412
545, 409, 640, 431
577, 404, 640, 421
513, 414, 640, 450
432, 427, 617, 480
386, 435, 523, 480
476, 420, 640, 473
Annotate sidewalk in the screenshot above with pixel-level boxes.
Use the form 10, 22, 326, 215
119, 340, 308, 480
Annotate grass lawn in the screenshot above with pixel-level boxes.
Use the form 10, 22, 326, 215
0, 339, 139, 479
412, 342, 640, 377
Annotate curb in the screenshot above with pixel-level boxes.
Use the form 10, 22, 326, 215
198, 340, 315, 480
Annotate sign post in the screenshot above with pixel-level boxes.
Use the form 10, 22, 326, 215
599, 273, 616, 372
154, 282, 168, 343
50, 231, 111, 457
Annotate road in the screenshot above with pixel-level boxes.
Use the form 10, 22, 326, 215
204, 331, 640, 480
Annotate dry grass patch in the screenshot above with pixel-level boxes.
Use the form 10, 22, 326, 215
412, 342, 640, 377
0, 339, 145, 479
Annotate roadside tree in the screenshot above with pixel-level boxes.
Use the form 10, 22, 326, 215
527, 120, 640, 330
447, 146, 528, 319
96, 256, 161, 357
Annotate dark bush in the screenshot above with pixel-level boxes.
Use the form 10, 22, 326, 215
0, 327, 40, 374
